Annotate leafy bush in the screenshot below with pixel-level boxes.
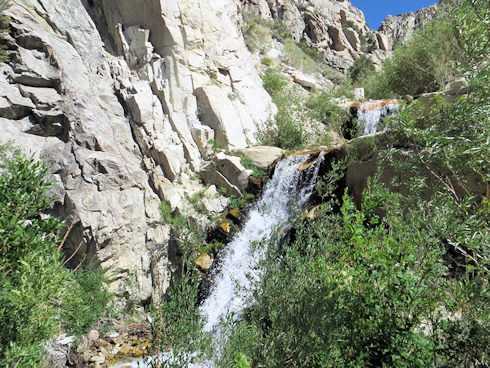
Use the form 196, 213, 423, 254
240, 157, 266, 177
261, 56, 272, 66
153, 203, 211, 366
259, 69, 351, 149
360, 13, 464, 98
0, 0, 10, 63
348, 54, 375, 83
306, 91, 350, 132
0, 145, 110, 367
261, 69, 288, 95
258, 70, 306, 150
242, 10, 289, 52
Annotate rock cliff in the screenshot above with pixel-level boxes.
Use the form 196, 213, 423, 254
0, 0, 442, 308
0, 0, 273, 306
239, 0, 393, 70
378, 1, 446, 49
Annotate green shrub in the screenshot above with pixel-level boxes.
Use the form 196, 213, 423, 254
261, 69, 288, 95
306, 91, 350, 132
242, 10, 290, 52
348, 54, 375, 83
282, 41, 320, 76
261, 56, 273, 66
360, 14, 464, 98
259, 69, 306, 149
0, 145, 110, 367
240, 157, 266, 177
0, 0, 10, 63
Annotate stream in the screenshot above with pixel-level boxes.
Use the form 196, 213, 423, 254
112, 153, 325, 367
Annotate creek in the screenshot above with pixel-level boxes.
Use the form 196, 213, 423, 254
112, 153, 325, 367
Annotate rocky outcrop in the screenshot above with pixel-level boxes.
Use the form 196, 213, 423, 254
378, 1, 445, 49
0, 0, 273, 306
239, 0, 392, 70
237, 146, 284, 170
240, 0, 448, 71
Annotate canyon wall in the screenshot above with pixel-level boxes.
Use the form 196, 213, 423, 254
0, 0, 441, 306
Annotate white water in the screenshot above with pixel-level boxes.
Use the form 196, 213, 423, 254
358, 100, 400, 136
112, 153, 325, 368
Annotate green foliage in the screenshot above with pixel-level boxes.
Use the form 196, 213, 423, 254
258, 70, 306, 150
234, 353, 251, 368
261, 57, 272, 66
348, 54, 375, 83
61, 264, 113, 337
242, 10, 289, 52
240, 157, 266, 177
261, 69, 288, 95
229, 193, 255, 209
453, 0, 490, 66
221, 175, 489, 367
259, 69, 351, 149
207, 139, 225, 152
360, 14, 464, 98
154, 203, 211, 367
0, 0, 10, 63
220, 3, 489, 365
0, 145, 110, 367
306, 90, 350, 132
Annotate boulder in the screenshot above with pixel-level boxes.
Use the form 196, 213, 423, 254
291, 71, 321, 89
237, 146, 284, 170
195, 86, 248, 150
353, 87, 365, 101
200, 165, 242, 197
215, 152, 252, 192
327, 26, 347, 51
195, 253, 213, 271
343, 28, 361, 51
444, 78, 468, 97
375, 32, 390, 52
191, 123, 215, 157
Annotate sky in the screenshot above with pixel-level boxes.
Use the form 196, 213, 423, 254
350, 0, 438, 30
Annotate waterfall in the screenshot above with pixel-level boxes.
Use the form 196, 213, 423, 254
112, 153, 325, 368
357, 99, 400, 136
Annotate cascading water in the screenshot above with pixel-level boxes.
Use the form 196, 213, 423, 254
112, 153, 325, 368
356, 99, 400, 136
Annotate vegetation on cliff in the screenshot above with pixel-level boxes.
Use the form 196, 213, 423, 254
0, 0, 10, 62
0, 146, 111, 367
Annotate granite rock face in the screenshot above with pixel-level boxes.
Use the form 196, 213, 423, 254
0, 0, 442, 307
239, 0, 392, 70
378, 2, 442, 50
0, 0, 273, 305
239, 0, 446, 71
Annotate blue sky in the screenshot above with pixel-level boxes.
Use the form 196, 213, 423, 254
350, 0, 438, 30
